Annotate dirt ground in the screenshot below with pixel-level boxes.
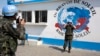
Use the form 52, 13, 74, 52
16, 44, 100, 56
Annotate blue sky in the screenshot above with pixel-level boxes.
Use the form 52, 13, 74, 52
0, 0, 7, 8
0, 0, 7, 15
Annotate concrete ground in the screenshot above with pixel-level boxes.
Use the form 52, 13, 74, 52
16, 43, 100, 56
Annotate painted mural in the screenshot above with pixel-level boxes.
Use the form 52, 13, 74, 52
54, 0, 96, 38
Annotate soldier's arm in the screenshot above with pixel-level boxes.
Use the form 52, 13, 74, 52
3, 22, 19, 38
17, 25, 26, 40
3, 22, 25, 40
17, 18, 26, 40
64, 24, 68, 29
72, 25, 76, 30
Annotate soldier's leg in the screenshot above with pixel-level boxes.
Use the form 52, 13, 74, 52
20, 40, 25, 45
63, 39, 68, 51
68, 40, 72, 53
63, 41, 66, 51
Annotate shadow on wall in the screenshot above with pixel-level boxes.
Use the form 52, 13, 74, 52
25, 25, 47, 35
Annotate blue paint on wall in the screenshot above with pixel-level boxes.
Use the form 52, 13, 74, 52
7, 0, 52, 5
28, 36, 100, 51
72, 41, 100, 51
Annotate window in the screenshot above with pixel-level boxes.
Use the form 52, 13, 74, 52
22, 11, 32, 22
35, 10, 47, 23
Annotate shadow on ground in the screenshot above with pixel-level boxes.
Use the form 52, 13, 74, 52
49, 46, 64, 52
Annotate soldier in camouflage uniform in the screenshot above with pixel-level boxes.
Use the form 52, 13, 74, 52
63, 22, 75, 53
0, 5, 26, 56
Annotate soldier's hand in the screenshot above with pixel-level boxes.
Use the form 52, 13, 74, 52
20, 19, 26, 26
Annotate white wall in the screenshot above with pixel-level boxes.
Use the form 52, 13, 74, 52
17, 0, 100, 43
73, 0, 100, 42
0, 9, 2, 15
17, 1, 64, 38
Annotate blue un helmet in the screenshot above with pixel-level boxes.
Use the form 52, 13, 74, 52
2, 5, 18, 16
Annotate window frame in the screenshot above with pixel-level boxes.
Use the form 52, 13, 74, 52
22, 11, 32, 22
35, 10, 47, 23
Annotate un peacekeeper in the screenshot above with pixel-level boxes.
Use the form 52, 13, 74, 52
0, 5, 25, 56
63, 22, 75, 53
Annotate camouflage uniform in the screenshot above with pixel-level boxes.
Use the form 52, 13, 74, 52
63, 23, 75, 53
0, 18, 25, 56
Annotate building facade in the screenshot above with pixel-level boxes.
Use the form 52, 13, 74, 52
8, 0, 100, 51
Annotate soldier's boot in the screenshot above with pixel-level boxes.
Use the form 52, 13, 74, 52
63, 44, 67, 52
68, 49, 70, 53
68, 46, 71, 53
